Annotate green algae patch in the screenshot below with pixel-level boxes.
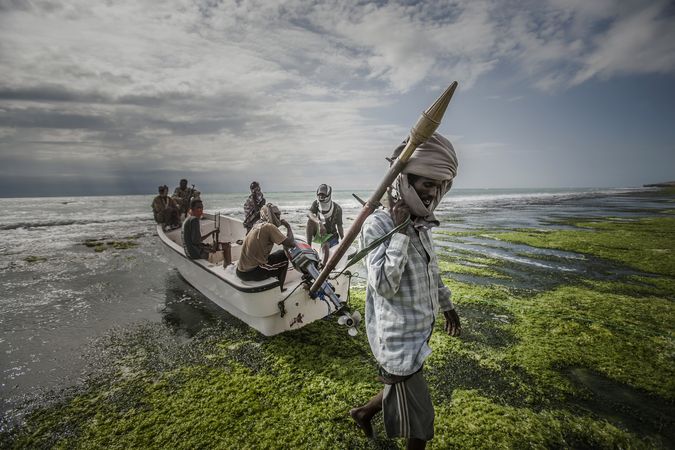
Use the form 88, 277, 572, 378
83, 239, 138, 252
432, 390, 650, 449
23, 255, 47, 263
441, 276, 675, 399
487, 217, 675, 277
505, 284, 675, 399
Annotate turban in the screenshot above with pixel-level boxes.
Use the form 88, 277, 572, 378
390, 132, 458, 229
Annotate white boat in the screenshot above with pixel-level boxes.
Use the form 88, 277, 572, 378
157, 212, 354, 336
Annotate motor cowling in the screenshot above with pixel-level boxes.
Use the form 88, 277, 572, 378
288, 241, 321, 273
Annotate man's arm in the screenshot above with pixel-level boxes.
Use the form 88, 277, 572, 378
438, 278, 461, 336
200, 230, 217, 242
279, 219, 295, 247
336, 205, 344, 239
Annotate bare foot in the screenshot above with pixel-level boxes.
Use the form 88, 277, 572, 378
349, 408, 375, 439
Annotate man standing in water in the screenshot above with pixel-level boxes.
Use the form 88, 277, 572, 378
243, 181, 266, 233
349, 133, 461, 450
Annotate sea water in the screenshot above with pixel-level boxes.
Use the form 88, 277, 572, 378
0, 187, 669, 423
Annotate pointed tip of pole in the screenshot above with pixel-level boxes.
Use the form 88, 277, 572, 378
424, 81, 458, 124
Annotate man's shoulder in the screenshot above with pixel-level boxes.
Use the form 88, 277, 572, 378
259, 222, 281, 233
363, 209, 393, 233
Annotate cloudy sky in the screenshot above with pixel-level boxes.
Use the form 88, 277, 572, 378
1, 0, 674, 196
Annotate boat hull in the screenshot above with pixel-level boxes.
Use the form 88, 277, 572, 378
157, 217, 351, 336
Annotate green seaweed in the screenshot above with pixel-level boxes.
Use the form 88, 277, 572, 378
82, 239, 138, 252
23, 255, 47, 263
486, 217, 675, 277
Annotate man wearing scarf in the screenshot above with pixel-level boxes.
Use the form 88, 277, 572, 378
236, 203, 295, 292
350, 133, 461, 449
243, 181, 267, 233
306, 184, 344, 265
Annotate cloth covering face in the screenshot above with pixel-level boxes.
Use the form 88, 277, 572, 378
390, 132, 458, 229
317, 184, 334, 217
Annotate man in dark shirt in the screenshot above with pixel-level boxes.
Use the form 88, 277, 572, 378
181, 199, 215, 259
306, 184, 344, 265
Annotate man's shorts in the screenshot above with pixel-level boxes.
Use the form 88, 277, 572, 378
381, 369, 434, 441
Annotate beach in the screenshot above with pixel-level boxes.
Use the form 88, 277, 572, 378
1, 187, 673, 448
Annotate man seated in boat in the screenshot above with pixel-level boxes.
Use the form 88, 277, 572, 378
306, 183, 344, 265
181, 199, 216, 260
151, 185, 180, 229
236, 203, 295, 292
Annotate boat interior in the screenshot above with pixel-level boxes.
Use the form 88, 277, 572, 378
162, 213, 308, 292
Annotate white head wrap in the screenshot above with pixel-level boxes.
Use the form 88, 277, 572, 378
390, 132, 458, 229
316, 184, 334, 219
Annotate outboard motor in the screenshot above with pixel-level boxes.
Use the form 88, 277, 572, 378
288, 242, 360, 335
288, 242, 342, 310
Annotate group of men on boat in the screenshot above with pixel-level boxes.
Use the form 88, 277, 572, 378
151, 131, 462, 450
152, 178, 344, 292
150, 178, 200, 229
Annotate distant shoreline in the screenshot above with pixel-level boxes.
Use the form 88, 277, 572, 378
0, 186, 657, 199
643, 181, 675, 187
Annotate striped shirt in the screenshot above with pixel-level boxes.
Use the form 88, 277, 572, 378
361, 210, 454, 376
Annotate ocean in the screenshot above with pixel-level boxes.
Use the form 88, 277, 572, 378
0, 186, 670, 425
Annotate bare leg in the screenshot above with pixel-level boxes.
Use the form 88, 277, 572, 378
278, 264, 289, 292
349, 389, 383, 439
306, 219, 317, 245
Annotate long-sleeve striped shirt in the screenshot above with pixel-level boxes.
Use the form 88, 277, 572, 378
361, 209, 454, 376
